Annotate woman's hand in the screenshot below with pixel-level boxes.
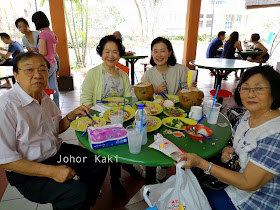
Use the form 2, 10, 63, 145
68, 105, 90, 120
177, 153, 202, 169
51, 165, 76, 183
221, 146, 235, 163
155, 82, 167, 94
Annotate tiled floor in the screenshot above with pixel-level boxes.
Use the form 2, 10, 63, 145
0, 68, 239, 209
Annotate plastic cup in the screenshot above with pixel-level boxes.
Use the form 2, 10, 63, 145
126, 125, 142, 154
206, 102, 222, 124
203, 100, 212, 117
189, 106, 202, 121
110, 114, 123, 125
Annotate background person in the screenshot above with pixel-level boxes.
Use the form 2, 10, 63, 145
32, 11, 60, 108
141, 37, 189, 95
206, 31, 226, 58
81, 35, 141, 199
113, 31, 135, 56
178, 65, 280, 210
0, 52, 108, 209
221, 31, 243, 79
247, 33, 269, 63
15, 17, 61, 84
15, 18, 39, 52
0, 32, 24, 88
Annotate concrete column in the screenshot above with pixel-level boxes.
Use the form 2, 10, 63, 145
49, 0, 73, 90
182, 0, 202, 69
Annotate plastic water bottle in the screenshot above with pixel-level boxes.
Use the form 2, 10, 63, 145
135, 104, 148, 145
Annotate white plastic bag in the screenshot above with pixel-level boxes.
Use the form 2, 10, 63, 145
143, 161, 212, 210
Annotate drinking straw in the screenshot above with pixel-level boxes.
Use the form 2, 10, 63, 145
134, 71, 140, 84
122, 98, 126, 123
140, 108, 144, 134
187, 70, 194, 87
208, 85, 220, 119
178, 79, 187, 89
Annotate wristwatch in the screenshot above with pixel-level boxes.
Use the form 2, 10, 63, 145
66, 114, 74, 122
204, 162, 213, 175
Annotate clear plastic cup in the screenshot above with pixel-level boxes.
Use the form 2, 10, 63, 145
206, 102, 222, 124
110, 114, 124, 125
203, 100, 212, 117
126, 125, 142, 154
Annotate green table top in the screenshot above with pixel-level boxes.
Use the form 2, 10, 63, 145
239, 50, 264, 55
76, 97, 232, 167
122, 55, 148, 59
190, 58, 258, 71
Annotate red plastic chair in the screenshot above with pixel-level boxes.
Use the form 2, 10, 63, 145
210, 89, 232, 105
116, 62, 129, 74
43, 88, 55, 96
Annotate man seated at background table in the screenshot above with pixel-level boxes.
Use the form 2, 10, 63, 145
113, 31, 135, 56
0, 32, 24, 88
206, 31, 226, 58
0, 52, 108, 210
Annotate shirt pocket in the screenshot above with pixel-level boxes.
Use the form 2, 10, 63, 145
48, 115, 61, 135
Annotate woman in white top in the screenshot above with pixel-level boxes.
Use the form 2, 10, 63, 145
15, 18, 39, 52
141, 37, 189, 95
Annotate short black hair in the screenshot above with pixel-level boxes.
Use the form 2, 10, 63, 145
251, 33, 260, 42
15, 18, 29, 28
150, 37, 177, 66
96, 35, 125, 57
13, 52, 50, 73
218, 31, 226, 38
32, 11, 50, 30
0, 33, 10, 39
234, 65, 280, 109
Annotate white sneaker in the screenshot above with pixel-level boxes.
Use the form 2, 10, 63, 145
156, 167, 167, 180
0, 82, 12, 88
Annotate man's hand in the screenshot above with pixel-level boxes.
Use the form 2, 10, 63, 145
221, 146, 235, 163
67, 105, 90, 121
51, 165, 76, 183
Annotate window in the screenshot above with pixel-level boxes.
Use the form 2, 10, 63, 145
199, 20, 203, 27
225, 14, 233, 29
206, 20, 212, 27
200, 14, 204, 18
235, 15, 242, 22
207, 14, 213, 18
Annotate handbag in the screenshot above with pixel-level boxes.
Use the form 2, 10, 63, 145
197, 152, 241, 191
226, 107, 247, 127
143, 161, 212, 210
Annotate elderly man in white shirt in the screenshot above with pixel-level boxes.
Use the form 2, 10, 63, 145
0, 52, 108, 210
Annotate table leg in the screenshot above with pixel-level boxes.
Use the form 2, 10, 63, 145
145, 166, 157, 185
214, 70, 222, 89
131, 61, 135, 86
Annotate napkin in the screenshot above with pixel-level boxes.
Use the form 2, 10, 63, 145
90, 104, 111, 117
149, 133, 185, 161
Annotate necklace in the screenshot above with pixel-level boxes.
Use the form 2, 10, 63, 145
249, 109, 272, 128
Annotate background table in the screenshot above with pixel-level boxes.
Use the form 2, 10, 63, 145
238, 50, 264, 60
122, 55, 148, 85
75, 98, 232, 167
190, 58, 258, 89
0, 66, 15, 84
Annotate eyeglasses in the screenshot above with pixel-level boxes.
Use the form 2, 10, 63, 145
18, 67, 49, 77
238, 87, 271, 95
